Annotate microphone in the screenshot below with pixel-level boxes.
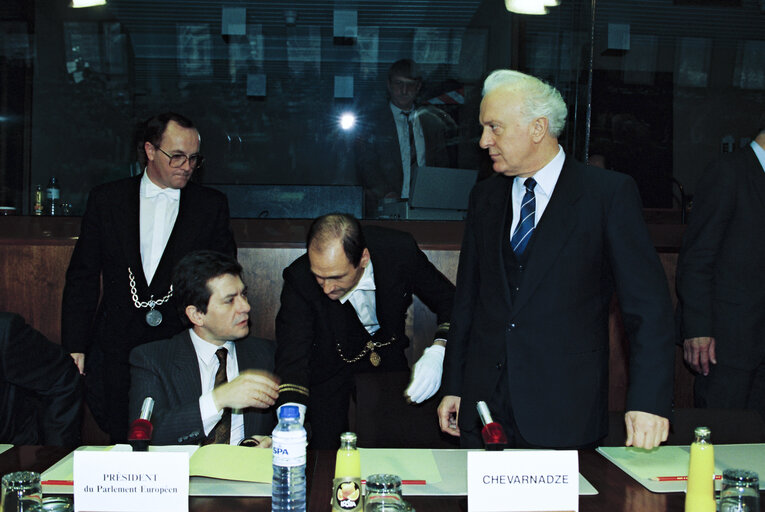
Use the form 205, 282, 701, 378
477, 401, 507, 451
128, 397, 155, 452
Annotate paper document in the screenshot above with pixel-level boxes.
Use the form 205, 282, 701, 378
189, 444, 272, 482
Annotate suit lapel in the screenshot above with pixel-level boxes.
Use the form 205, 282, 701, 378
369, 253, 399, 336
744, 147, 765, 211
478, 176, 514, 309
510, 159, 582, 316
172, 331, 203, 400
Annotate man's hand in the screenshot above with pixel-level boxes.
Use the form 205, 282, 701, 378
70, 353, 85, 375
405, 344, 445, 403
683, 336, 716, 375
212, 370, 280, 411
625, 411, 669, 450
437, 395, 461, 437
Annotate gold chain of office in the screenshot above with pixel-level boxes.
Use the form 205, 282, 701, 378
336, 335, 397, 367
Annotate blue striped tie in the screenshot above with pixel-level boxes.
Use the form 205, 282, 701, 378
511, 178, 537, 255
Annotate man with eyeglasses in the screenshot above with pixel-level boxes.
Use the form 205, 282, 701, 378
62, 112, 236, 442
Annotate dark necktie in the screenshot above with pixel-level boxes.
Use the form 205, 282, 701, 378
402, 110, 418, 167
203, 347, 231, 445
511, 178, 537, 255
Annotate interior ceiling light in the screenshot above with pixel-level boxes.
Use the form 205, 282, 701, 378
71, 0, 106, 7
505, 0, 551, 15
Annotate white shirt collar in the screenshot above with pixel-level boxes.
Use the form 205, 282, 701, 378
189, 328, 235, 366
140, 170, 181, 200
339, 260, 376, 304
523, 145, 565, 197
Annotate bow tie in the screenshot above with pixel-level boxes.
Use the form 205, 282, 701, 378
144, 187, 181, 200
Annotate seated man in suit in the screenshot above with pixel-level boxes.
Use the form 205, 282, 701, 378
0, 312, 81, 446
275, 213, 455, 448
129, 250, 279, 446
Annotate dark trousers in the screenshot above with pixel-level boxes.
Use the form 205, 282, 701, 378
695, 361, 765, 421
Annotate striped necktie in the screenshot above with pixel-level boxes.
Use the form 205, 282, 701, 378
510, 178, 537, 255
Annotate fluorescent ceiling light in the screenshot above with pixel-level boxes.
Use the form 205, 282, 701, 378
505, 0, 548, 15
71, 0, 106, 7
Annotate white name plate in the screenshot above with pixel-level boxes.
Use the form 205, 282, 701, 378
74, 451, 189, 512
467, 450, 579, 512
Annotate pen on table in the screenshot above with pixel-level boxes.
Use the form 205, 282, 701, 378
361, 479, 426, 485
41, 480, 74, 485
651, 475, 722, 482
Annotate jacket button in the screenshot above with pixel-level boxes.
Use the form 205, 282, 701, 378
496, 362, 504, 370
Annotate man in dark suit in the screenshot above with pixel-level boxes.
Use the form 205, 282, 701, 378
438, 70, 675, 449
676, 121, 765, 419
275, 213, 454, 448
129, 251, 278, 446
62, 112, 236, 441
356, 59, 456, 217
0, 312, 81, 446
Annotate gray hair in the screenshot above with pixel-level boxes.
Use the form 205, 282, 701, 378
482, 69, 567, 138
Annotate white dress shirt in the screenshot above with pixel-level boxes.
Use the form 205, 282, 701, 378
509, 146, 566, 236
139, 171, 180, 285
390, 102, 425, 199
339, 261, 380, 334
190, 329, 245, 445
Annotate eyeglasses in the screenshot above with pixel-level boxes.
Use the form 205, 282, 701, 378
153, 145, 204, 169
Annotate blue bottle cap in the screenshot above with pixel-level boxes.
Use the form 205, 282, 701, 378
279, 405, 299, 419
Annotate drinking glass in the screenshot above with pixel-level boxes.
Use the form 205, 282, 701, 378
720, 469, 760, 512
1, 471, 43, 512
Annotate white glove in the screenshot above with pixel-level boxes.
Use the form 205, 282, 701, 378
278, 402, 307, 425
405, 344, 445, 404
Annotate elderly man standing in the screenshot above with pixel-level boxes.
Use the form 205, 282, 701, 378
275, 213, 454, 448
62, 112, 236, 442
438, 70, 675, 450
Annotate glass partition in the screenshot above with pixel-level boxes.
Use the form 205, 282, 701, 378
0, 0, 762, 219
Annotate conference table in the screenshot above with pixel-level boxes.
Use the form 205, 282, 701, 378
0, 446, 760, 511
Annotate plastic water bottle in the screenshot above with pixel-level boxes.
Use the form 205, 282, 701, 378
272, 405, 307, 512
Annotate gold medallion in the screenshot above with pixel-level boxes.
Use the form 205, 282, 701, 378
369, 350, 381, 367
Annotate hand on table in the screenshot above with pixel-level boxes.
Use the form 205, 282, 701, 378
625, 410, 669, 450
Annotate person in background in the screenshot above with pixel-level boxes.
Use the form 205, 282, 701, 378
356, 59, 456, 217
677, 117, 765, 420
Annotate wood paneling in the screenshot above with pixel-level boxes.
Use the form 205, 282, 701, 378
0, 218, 695, 420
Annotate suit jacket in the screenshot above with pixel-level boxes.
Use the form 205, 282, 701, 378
677, 144, 765, 369
0, 312, 81, 446
61, 174, 236, 438
129, 330, 276, 445
275, 226, 454, 407
442, 158, 675, 447
356, 105, 456, 216
62, 175, 237, 357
